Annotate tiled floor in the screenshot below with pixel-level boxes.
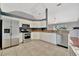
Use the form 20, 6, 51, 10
0, 40, 68, 56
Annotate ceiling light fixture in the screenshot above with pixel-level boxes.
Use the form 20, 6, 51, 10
57, 3, 62, 6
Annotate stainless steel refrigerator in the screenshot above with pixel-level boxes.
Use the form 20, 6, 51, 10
2, 18, 19, 49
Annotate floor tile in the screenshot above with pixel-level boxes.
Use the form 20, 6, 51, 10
0, 40, 68, 56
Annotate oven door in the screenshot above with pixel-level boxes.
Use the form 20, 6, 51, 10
24, 33, 30, 39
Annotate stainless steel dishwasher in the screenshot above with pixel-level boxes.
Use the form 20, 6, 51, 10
56, 30, 68, 48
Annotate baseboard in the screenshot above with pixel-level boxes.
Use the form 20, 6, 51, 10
2, 44, 19, 50
57, 44, 68, 49
31, 39, 40, 40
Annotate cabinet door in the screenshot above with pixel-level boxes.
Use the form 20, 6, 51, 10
2, 19, 11, 48
40, 32, 56, 44
30, 21, 41, 28
31, 32, 40, 40
49, 33, 56, 44
11, 20, 19, 46
56, 33, 68, 47
56, 34, 62, 44
61, 33, 68, 47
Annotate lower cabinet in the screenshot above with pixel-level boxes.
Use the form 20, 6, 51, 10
31, 32, 40, 40
40, 32, 57, 44
56, 31, 68, 47
56, 34, 62, 44
31, 32, 57, 44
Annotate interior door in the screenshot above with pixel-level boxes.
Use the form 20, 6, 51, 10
0, 20, 2, 49
11, 20, 19, 46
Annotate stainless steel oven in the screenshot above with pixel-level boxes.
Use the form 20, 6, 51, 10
24, 32, 31, 39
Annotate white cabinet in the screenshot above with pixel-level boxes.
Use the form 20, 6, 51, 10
56, 31, 68, 47
11, 20, 19, 46
30, 21, 41, 28
31, 32, 57, 44
56, 34, 62, 44
40, 21, 46, 27
30, 21, 46, 28
31, 32, 40, 40
40, 32, 57, 44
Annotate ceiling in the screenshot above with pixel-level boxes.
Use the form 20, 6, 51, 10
1, 3, 79, 24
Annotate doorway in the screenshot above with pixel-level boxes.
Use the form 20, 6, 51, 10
0, 20, 2, 49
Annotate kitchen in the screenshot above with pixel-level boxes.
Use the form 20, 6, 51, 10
0, 3, 79, 56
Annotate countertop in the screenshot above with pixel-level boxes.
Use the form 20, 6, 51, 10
31, 30, 56, 33
31, 30, 69, 34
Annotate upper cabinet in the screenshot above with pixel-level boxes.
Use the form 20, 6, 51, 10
30, 21, 41, 28
19, 19, 31, 27
41, 21, 47, 27
30, 21, 46, 28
